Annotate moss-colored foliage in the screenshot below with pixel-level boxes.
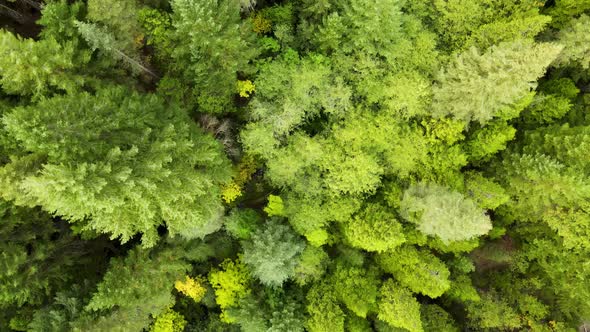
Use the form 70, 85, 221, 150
341, 203, 406, 252
263, 195, 284, 217
208, 257, 251, 313
237, 79, 256, 98
331, 262, 379, 318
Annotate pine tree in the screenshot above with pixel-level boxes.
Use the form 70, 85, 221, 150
75, 21, 157, 77
0, 86, 231, 247
0, 200, 86, 308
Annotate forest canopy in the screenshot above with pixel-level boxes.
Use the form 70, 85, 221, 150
1, 0, 590, 331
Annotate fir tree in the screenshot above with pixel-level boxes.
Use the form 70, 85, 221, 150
0, 86, 231, 247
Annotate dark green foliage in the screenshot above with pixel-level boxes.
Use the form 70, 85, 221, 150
0, 200, 87, 307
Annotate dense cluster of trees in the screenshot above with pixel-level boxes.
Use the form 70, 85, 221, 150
1, 0, 589, 331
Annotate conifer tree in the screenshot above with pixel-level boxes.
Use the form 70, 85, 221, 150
432, 40, 562, 124
86, 247, 189, 316
400, 183, 492, 243
554, 14, 590, 69
377, 245, 451, 298
0, 29, 82, 97
241, 220, 306, 286
0, 86, 231, 247
167, 0, 258, 113
377, 279, 423, 332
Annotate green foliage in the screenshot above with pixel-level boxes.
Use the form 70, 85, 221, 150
87, 0, 142, 56
432, 40, 562, 124
400, 183, 492, 243
554, 14, 590, 69
377, 245, 451, 298
75, 21, 155, 76
466, 292, 523, 330
341, 203, 406, 252
377, 279, 423, 332
305, 282, 345, 332
0, 30, 82, 97
263, 194, 284, 216
293, 246, 328, 286
138, 8, 172, 53
241, 220, 305, 286
544, 0, 590, 28
151, 309, 187, 332
423, 0, 549, 51
2, 0, 590, 330
86, 247, 188, 314
463, 172, 510, 210
168, 0, 258, 113
1, 87, 231, 247
331, 262, 379, 318
0, 200, 86, 307
224, 208, 262, 240
421, 304, 459, 332
208, 257, 251, 312
465, 120, 516, 162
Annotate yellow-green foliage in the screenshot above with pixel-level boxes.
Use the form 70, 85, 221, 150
208, 257, 251, 321
138, 8, 172, 48
222, 155, 258, 203
264, 195, 284, 216
252, 13, 272, 34
237, 79, 256, 98
151, 309, 187, 332
174, 275, 207, 302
